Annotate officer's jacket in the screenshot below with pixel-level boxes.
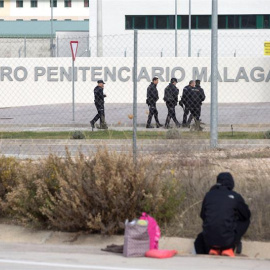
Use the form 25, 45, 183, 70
163, 83, 179, 105
94, 86, 105, 104
181, 85, 193, 107
147, 82, 159, 105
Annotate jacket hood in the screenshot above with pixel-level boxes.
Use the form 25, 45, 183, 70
216, 172, 235, 190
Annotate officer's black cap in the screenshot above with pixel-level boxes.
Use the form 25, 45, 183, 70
97, 80, 106, 84
196, 80, 201, 85
170, 78, 178, 83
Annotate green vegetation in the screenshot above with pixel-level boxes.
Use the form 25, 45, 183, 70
0, 130, 266, 140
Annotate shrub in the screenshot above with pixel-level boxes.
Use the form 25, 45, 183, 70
166, 129, 181, 140
264, 130, 270, 139
4, 149, 184, 234
71, 131, 85, 139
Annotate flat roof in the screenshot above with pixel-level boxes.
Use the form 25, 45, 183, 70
0, 21, 89, 38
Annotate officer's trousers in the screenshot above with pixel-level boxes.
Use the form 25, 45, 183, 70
92, 102, 105, 124
165, 102, 180, 127
147, 103, 160, 126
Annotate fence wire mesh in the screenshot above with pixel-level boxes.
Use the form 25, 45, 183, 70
0, 31, 270, 158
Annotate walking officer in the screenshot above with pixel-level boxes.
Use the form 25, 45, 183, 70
195, 80, 206, 120
90, 80, 108, 130
179, 80, 194, 127
163, 78, 181, 129
146, 77, 163, 128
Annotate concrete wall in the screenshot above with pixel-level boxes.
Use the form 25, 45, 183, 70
0, 57, 269, 107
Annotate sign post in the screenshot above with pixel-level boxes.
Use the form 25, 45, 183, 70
70, 41, 79, 121
264, 42, 270, 56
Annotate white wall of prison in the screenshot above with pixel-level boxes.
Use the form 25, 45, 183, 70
0, 57, 270, 108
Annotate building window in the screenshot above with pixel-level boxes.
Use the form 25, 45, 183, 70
125, 15, 269, 30
147, 16, 155, 29
0, 1, 4, 8
264, 15, 269, 28
218, 15, 227, 29
168, 15, 175, 29
16, 0, 23, 7
50, 0, 57, 7
227, 15, 239, 29
64, 0, 71, 7
134, 16, 146, 29
156, 16, 167, 29
31, 0, 37, 8
84, 0, 89, 7
126, 16, 133, 30
241, 15, 256, 29
198, 15, 210, 29
181, 15, 189, 29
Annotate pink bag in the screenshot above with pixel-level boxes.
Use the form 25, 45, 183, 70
140, 212, 161, 250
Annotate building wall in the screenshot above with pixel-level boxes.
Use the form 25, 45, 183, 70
1, 0, 89, 20
89, 0, 270, 37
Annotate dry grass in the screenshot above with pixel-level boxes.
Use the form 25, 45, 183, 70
0, 147, 269, 241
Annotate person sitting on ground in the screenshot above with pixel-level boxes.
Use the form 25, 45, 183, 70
194, 172, 251, 257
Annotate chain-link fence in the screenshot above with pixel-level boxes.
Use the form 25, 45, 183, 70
0, 31, 270, 158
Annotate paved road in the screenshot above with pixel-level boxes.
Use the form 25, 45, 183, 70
1, 103, 270, 129
0, 243, 269, 270
1, 139, 270, 159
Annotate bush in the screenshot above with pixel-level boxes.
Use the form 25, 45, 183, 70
166, 129, 181, 140
3, 149, 184, 234
71, 131, 85, 139
264, 130, 270, 139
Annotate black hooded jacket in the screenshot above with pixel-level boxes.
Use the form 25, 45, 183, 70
200, 173, 251, 248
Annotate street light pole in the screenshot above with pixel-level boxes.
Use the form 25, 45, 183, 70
50, 0, 54, 57
188, 0, 191, 57
175, 0, 177, 57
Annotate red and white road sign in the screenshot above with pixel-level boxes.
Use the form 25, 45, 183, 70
70, 41, 79, 61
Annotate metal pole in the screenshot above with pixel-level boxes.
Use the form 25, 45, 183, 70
133, 30, 138, 164
72, 59, 75, 121
188, 0, 191, 57
50, 0, 53, 57
175, 0, 177, 57
97, 0, 103, 57
24, 36, 26, 57
210, 0, 218, 148
56, 36, 59, 57
87, 35, 90, 57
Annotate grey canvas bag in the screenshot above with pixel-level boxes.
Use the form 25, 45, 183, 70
123, 222, 150, 257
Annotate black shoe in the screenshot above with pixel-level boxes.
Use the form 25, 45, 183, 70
176, 123, 181, 128
146, 125, 154, 129
156, 123, 163, 128
90, 121, 95, 130
182, 123, 188, 128
164, 125, 172, 129
235, 242, 242, 254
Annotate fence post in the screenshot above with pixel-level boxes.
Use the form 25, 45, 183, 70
133, 30, 138, 164
210, 0, 218, 148
24, 37, 26, 57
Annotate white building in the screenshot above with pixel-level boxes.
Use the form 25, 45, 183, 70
89, 0, 270, 57
0, 0, 89, 21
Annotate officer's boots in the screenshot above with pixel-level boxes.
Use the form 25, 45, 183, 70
99, 116, 108, 129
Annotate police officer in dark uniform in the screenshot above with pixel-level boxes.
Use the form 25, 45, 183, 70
146, 77, 163, 128
90, 80, 108, 130
163, 78, 181, 129
179, 80, 194, 127
195, 80, 206, 120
